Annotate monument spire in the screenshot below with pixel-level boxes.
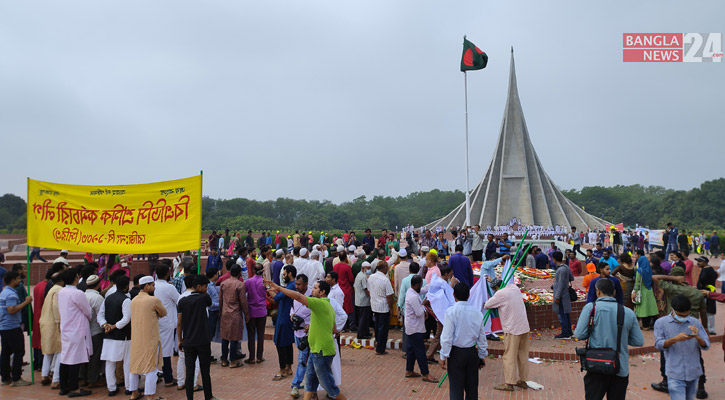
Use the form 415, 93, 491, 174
428, 51, 607, 229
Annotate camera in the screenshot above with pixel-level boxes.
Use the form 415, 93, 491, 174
297, 336, 309, 351
292, 315, 305, 331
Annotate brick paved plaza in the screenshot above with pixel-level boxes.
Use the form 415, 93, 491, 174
2, 308, 724, 400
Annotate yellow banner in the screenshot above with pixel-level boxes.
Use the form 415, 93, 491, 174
27, 175, 202, 254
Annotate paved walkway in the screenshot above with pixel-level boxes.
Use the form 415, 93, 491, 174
2, 330, 723, 400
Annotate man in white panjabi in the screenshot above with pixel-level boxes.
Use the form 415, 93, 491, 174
98, 275, 132, 396
153, 266, 180, 386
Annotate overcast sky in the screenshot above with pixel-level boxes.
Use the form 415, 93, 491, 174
1, 1, 723, 204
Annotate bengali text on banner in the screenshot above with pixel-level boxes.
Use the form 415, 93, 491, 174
27, 175, 202, 253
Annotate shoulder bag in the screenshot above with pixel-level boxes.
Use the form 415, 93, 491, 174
575, 303, 624, 375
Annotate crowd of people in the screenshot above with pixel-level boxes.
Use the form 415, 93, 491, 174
541, 224, 724, 400
1, 222, 723, 400
0, 229, 490, 400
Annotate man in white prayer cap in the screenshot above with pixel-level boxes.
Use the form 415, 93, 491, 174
347, 245, 358, 264
332, 245, 346, 266
290, 248, 309, 286
302, 250, 326, 288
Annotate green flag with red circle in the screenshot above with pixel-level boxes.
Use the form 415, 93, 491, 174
461, 37, 488, 71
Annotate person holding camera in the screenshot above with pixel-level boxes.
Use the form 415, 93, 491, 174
289, 273, 312, 398
270, 265, 298, 382
265, 279, 348, 400
574, 279, 644, 400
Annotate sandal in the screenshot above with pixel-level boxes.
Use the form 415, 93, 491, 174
422, 376, 438, 383
129, 392, 144, 400
272, 374, 285, 381
193, 386, 203, 392
244, 359, 256, 364
515, 380, 529, 389
405, 372, 421, 378
494, 383, 514, 391
256, 358, 265, 363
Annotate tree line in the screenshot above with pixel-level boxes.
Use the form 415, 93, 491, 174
1, 178, 723, 233
561, 178, 725, 230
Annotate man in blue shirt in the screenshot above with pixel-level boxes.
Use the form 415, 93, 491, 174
484, 234, 497, 261
574, 279, 644, 399
439, 283, 488, 400
449, 244, 473, 288
591, 243, 604, 262
665, 222, 679, 259
586, 262, 624, 304
654, 295, 710, 400
497, 233, 513, 256
361, 229, 375, 252
205, 267, 221, 363
0, 265, 6, 292
207, 248, 223, 272
0, 271, 34, 386
599, 250, 620, 270
534, 248, 549, 270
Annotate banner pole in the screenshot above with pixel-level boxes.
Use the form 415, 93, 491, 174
198, 171, 203, 274
26, 244, 34, 383
26, 177, 34, 383
463, 68, 471, 227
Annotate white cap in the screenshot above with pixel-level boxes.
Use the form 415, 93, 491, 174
275, 249, 284, 256
310, 250, 321, 258
139, 276, 154, 285
335, 239, 344, 246
300, 248, 308, 256
60, 250, 68, 254
361, 261, 371, 268
336, 245, 345, 253
399, 248, 407, 257
348, 245, 356, 252
355, 248, 365, 257
421, 246, 430, 252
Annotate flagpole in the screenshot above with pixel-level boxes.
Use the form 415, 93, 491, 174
26, 177, 34, 383
198, 170, 203, 275
464, 70, 471, 227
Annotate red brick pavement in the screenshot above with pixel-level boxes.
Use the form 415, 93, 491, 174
2, 333, 724, 400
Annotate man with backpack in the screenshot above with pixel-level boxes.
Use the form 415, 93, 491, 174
574, 279, 644, 399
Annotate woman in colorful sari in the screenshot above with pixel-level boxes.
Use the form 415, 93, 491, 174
633, 249, 658, 330
228, 235, 238, 256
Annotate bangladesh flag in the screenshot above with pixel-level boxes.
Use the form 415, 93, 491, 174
461, 37, 488, 71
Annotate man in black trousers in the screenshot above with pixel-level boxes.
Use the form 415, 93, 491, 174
177, 275, 216, 400
439, 283, 488, 400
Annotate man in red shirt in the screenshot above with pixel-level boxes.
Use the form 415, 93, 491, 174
568, 252, 582, 276
377, 229, 388, 249
332, 253, 355, 330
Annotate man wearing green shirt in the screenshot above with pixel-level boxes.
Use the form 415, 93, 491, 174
385, 232, 399, 257
266, 279, 347, 400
